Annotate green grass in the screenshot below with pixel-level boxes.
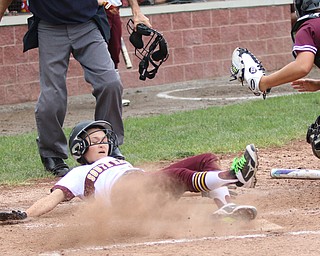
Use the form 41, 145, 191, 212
1, 92, 320, 184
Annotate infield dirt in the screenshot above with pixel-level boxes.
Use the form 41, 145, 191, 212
0, 75, 320, 255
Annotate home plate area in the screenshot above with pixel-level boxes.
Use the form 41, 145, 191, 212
24, 196, 285, 255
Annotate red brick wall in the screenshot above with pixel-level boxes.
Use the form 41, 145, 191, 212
0, 5, 292, 105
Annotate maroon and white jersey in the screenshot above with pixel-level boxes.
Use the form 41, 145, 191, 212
292, 17, 320, 67
52, 157, 144, 205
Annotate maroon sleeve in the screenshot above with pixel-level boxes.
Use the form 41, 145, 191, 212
51, 185, 75, 201
293, 19, 320, 55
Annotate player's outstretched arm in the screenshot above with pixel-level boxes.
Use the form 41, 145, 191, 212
0, 189, 65, 222
291, 78, 320, 92
26, 189, 65, 217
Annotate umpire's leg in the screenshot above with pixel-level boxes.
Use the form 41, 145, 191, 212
71, 20, 124, 145
36, 21, 71, 159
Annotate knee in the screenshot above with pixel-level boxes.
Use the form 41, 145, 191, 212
201, 153, 221, 170
202, 153, 219, 162
35, 101, 61, 117
95, 73, 123, 95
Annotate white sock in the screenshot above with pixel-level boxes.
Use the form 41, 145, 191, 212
207, 186, 230, 205
205, 171, 237, 190
193, 171, 238, 192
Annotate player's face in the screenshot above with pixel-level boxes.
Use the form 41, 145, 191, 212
84, 128, 110, 163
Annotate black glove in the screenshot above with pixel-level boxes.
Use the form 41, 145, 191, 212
0, 210, 27, 221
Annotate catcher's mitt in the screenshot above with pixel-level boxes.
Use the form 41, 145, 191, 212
230, 47, 270, 99
0, 210, 27, 221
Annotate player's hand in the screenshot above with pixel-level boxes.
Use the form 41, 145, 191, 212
291, 79, 320, 92
0, 210, 27, 222
132, 13, 152, 29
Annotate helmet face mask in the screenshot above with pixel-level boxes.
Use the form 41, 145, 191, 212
83, 129, 111, 147
294, 0, 320, 18
127, 19, 169, 80
69, 120, 118, 164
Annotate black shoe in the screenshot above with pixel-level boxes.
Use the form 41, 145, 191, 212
110, 147, 125, 160
41, 156, 69, 177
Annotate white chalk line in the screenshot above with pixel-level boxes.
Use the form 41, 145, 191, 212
42, 229, 320, 255
156, 86, 297, 101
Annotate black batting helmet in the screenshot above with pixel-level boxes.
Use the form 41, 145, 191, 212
69, 120, 118, 164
